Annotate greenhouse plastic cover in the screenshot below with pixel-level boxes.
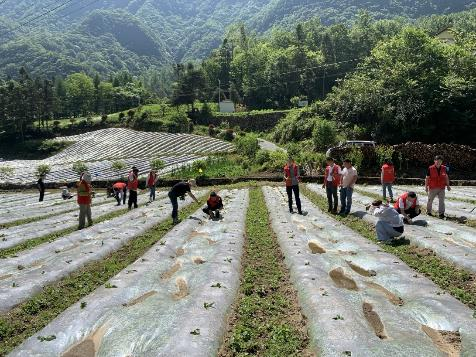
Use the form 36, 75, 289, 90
0, 191, 206, 312
0, 192, 164, 250
11, 189, 249, 357
263, 186, 476, 356
308, 184, 476, 274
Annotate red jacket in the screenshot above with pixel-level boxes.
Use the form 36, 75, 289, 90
147, 172, 157, 187
394, 192, 417, 210
427, 165, 448, 190
207, 196, 223, 209
324, 165, 341, 187
381, 164, 395, 183
284, 163, 299, 187
77, 180, 92, 205
127, 171, 139, 191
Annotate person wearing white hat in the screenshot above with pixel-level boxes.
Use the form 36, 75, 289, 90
77, 172, 93, 230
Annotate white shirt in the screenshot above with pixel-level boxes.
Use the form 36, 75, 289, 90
341, 166, 358, 188
398, 197, 419, 210
370, 205, 404, 227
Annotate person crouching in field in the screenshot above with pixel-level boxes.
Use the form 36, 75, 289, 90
368, 200, 404, 245
77, 172, 93, 230
168, 179, 199, 225
113, 181, 127, 206
394, 191, 421, 224
322, 157, 341, 214
284, 157, 303, 215
381, 159, 395, 202
203, 191, 223, 219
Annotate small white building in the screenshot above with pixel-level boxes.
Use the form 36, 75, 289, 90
219, 100, 235, 113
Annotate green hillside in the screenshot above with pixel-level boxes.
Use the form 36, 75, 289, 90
0, 0, 474, 77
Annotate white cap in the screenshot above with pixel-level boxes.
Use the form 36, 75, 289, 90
82, 172, 92, 183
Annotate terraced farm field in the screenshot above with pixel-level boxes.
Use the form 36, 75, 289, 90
1, 184, 475, 356
0, 128, 234, 185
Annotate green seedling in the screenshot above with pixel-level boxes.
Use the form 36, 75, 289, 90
105, 282, 117, 289
37, 335, 56, 342
204, 302, 215, 310
190, 329, 201, 336
333, 315, 344, 320
80, 301, 87, 309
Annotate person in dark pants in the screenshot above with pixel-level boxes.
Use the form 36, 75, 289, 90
284, 158, 303, 214
113, 181, 127, 206
127, 166, 139, 210
202, 191, 224, 219
168, 179, 199, 224
322, 157, 341, 213
37, 175, 45, 202
394, 191, 421, 224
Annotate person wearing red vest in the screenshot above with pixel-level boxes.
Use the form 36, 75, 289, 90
381, 159, 396, 202
113, 181, 127, 206
394, 191, 420, 224
425, 155, 451, 218
77, 172, 93, 230
147, 169, 158, 202
284, 158, 303, 215
202, 191, 224, 219
127, 166, 140, 210
322, 157, 342, 213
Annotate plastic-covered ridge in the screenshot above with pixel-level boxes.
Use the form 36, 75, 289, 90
0, 192, 165, 250
308, 184, 476, 274
0, 191, 206, 312
10, 189, 249, 357
263, 186, 476, 356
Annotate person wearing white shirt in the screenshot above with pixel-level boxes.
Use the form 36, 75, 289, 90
339, 159, 358, 215
368, 200, 404, 244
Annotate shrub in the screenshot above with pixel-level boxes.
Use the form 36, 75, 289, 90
235, 134, 259, 159
201, 102, 213, 119
111, 160, 126, 171
208, 124, 216, 137
35, 164, 51, 177
297, 151, 326, 176
313, 119, 338, 151
255, 149, 270, 166
271, 109, 319, 143
347, 147, 364, 171
101, 114, 108, 124
69, 118, 76, 125
263, 149, 288, 171
223, 128, 234, 142
375, 145, 395, 165
150, 158, 166, 171
166, 112, 190, 133
72, 161, 89, 176
52, 121, 61, 130
118, 112, 126, 123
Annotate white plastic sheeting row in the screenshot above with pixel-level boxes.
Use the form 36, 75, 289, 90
0, 192, 52, 205
0, 193, 107, 225
0, 192, 165, 250
11, 189, 249, 357
308, 184, 476, 274
0, 191, 206, 312
263, 186, 476, 356
359, 185, 476, 220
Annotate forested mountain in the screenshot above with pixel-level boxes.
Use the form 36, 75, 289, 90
0, 0, 474, 78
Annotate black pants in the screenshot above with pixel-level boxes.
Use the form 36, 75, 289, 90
203, 203, 224, 215
128, 190, 138, 209
39, 190, 45, 202
169, 192, 179, 221
286, 185, 302, 213
122, 188, 127, 204
326, 185, 338, 211
396, 207, 420, 219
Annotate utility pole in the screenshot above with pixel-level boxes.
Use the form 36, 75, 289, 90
218, 79, 221, 112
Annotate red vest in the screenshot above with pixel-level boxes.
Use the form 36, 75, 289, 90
147, 173, 157, 187
284, 164, 299, 187
394, 192, 416, 210
127, 172, 139, 190
324, 165, 341, 187
207, 196, 222, 209
381, 164, 395, 183
77, 180, 91, 205
113, 182, 126, 190
428, 164, 447, 189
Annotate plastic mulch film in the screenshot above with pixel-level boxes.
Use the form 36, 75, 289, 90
263, 186, 476, 357
308, 184, 476, 274
0, 192, 53, 205
0, 191, 206, 313
0, 192, 164, 250
358, 185, 476, 220
0, 193, 107, 225
11, 189, 249, 357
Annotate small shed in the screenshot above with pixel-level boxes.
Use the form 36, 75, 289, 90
219, 100, 235, 113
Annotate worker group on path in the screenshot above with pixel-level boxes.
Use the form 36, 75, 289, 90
285, 154, 452, 245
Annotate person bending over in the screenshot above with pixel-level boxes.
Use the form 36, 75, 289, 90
368, 200, 404, 245
168, 179, 199, 225
394, 191, 421, 224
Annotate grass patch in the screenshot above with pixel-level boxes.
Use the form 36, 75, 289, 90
218, 188, 312, 356
354, 188, 476, 228
0, 199, 203, 355
302, 186, 476, 311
